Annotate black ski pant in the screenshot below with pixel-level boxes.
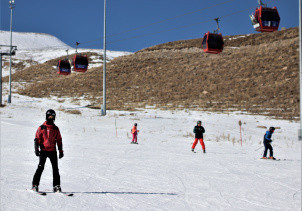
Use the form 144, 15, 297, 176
263, 141, 273, 157
32, 151, 60, 187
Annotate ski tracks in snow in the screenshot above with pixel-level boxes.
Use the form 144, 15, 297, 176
174, 174, 194, 211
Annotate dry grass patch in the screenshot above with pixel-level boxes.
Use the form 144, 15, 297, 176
64, 109, 82, 115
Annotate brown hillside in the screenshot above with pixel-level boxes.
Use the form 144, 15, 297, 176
139, 28, 297, 51
8, 27, 299, 120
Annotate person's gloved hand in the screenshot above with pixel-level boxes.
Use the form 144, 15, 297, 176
35, 150, 40, 157
59, 151, 64, 159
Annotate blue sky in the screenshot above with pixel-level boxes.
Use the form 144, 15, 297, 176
0, 0, 299, 52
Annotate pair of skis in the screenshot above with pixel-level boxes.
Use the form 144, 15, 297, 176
191, 150, 205, 154
28, 189, 73, 196
260, 157, 283, 161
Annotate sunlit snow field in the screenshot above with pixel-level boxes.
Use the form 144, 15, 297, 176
0, 94, 301, 211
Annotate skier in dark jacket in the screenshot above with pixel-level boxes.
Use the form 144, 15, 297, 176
32, 109, 64, 193
262, 127, 276, 160
192, 121, 206, 153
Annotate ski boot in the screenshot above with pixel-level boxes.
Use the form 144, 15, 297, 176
261, 157, 267, 159
191, 149, 195, 153
203, 149, 206, 153
32, 185, 39, 192
53, 185, 62, 193
269, 156, 276, 160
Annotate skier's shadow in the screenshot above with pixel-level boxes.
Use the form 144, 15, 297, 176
69, 191, 177, 195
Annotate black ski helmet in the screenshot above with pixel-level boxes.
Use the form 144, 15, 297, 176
197, 121, 202, 125
269, 127, 275, 132
134, 123, 137, 126
46, 109, 56, 121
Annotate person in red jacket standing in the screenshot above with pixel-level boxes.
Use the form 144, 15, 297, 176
131, 123, 139, 144
32, 109, 64, 193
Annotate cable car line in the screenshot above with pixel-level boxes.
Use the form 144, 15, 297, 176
107, 20, 213, 45
106, 4, 259, 46
16, 0, 235, 51
79, 0, 236, 45
15, 0, 237, 50
17, 0, 279, 51
105, 0, 236, 39
90, 0, 279, 46
79, 0, 278, 47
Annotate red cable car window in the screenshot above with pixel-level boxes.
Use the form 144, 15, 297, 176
261, 9, 280, 21
60, 61, 71, 69
208, 34, 224, 50
75, 57, 88, 66
202, 34, 208, 49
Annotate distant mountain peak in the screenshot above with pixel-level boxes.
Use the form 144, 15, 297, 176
0, 31, 71, 50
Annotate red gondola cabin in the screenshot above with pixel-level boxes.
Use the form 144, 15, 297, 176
251, 6, 280, 32
57, 59, 71, 75
73, 54, 88, 72
202, 32, 224, 54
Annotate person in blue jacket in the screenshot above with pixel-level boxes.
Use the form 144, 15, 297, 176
262, 127, 276, 160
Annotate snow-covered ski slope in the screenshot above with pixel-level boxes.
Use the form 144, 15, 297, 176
0, 31, 131, 76
0, 94, 301, 210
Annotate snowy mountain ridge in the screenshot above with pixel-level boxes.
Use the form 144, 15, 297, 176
0, 30, 132, 77
0, 30, 71, 50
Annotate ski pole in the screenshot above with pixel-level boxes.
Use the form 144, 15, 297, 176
115, 118, 117, 137
255, 146, 263, 151
239, 120, 242, 146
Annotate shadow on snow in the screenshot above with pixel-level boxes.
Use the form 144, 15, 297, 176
45, 191, 177, 195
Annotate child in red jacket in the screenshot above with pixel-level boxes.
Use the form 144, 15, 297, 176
131, 123, 139, 144
32, 109, 64, 193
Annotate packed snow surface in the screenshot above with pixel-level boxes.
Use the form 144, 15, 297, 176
0, 94, 301, 211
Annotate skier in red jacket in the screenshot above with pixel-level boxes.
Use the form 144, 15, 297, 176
32, 109, 64, 193
131, 123, 139, 144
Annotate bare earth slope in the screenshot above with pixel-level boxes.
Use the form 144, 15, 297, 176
7, 28, 299, 120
